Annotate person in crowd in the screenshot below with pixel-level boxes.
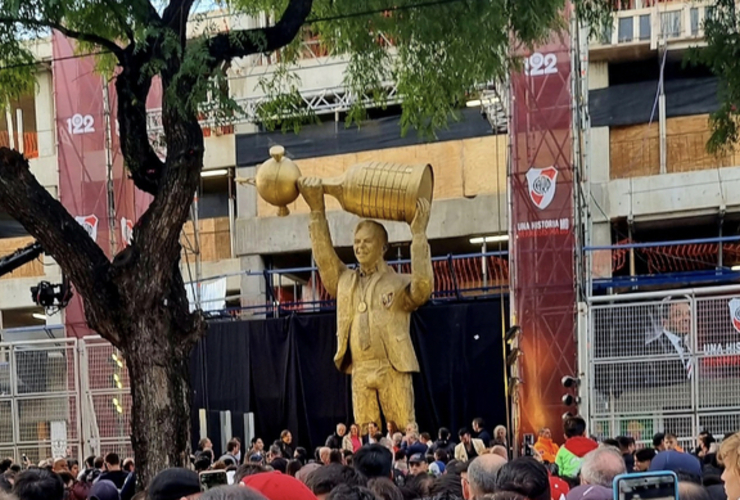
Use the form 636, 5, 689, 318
634, 448, 656, 472
66, 459, 79, 478
200, 486, 268, 500
392, 433, 403, 453
649, 449, 702, 482
602, 439, 619, 448
344, 424, 362, 453
122, 458, 134, 473
456, 427, 486, 462
665, 434, 684, 453
88, 479, 120, 500
404, 432, 428, 458
719, 432, 740, 500
319, 448, 332, 465
98, 453, 129, 489
580, 447, 627, 487
13, 468, 65, 500
51, 459, 68, 474
566, 483, 612, 500
463, 454, 508, 499
420, 432, 433, 450
393, 450, 408, 477
326, 484, 375, 500
617, 436, 636, 472
698, 433, 719, 459
353, 444, 393, 480
386, 421, 399, 442
402, 473, 434, 499
367, 477, 403, 500
534, 428, 560, 464
472, 419, 492, 448
248, 437, 265, 463
494, 457, 550, 500
294, 447, 309, 465
306, 464, 366, 499
378, 437, 394, 452
147, 469, 202, 500
492, 446, 509, 462
286, 459, 303, 477
242, 470, 318, 500
275, 430, 294, 459
329, 450, 344, 465
364, 423, 380, 445
296, 463, 322, 485
408, 454, 429, 476
493, 426, 508, 448
326, 424, 346, 450
554, 416, 598, 480
429, 427, 456, 458
430, 449, 448, 476
653, 433, 666, 452
678, 482, 711, 500
234, 464, 268, 484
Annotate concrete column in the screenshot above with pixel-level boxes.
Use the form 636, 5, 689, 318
239, 254, 266, 314
591, 221, 613, 279
34, 70, 55, 158
236, 166, 258, 219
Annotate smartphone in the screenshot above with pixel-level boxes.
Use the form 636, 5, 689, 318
523, 434, 535, 457
199, 470, 228, 491
613, 472, 678, 500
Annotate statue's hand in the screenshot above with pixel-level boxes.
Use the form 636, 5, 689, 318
298, 177, 326, 213
410, 198, 430, 235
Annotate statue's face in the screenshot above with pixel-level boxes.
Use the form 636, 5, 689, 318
354, 224, 384, 268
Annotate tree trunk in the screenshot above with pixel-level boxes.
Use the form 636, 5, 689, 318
124, 307, 198, 488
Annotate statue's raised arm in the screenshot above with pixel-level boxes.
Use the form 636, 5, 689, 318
298, 177, 346, 298
402, 199, 434, 311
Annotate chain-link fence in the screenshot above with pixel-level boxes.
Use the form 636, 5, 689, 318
587, 288, 740, 446
0, 336, 132, 464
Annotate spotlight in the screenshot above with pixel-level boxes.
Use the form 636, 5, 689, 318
561, 375, 580, 388
507, 348, 523, 367
562, 394, 581, 406
505, 325, 521, 343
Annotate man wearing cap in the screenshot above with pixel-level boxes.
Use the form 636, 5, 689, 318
649, 449, 703, 480
88, 480, 121, 500
148, 468, 202, 500
408, 454, 429, 476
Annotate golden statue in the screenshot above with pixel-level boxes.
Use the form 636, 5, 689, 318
297, 177, 434, 433
239, 146, 435, 431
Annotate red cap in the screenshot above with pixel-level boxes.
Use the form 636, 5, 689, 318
241, 471, 317, 500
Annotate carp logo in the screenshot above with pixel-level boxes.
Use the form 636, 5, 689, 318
525, 166, 558, 210
74, 214, 99, 242
729, 298, 740, 333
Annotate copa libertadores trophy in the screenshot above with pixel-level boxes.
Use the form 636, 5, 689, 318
240, 146, 435, 433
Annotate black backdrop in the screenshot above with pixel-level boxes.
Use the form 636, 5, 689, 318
190, 299, 507, 456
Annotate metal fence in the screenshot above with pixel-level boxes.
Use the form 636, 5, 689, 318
0, 336, 131, 464
586, 286, 740, 446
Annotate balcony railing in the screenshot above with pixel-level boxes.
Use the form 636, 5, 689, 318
592, 0, 714, 50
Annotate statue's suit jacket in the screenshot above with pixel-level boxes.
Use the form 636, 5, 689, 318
308, 212, 434, 375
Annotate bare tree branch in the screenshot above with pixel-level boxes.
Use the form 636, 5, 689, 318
206, 0, 313, 71
115, 48, 166, 195
0, 16, 125, 59
0, 148, 122, 345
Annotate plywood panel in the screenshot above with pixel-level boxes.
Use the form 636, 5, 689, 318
462, 135, 507, 197
610, 114, 740, 179
0, 236, 45, 280
610, 123, 660, 179
181, 217, 231, 262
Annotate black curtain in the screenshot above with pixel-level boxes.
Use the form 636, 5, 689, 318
190, 299, 507, 455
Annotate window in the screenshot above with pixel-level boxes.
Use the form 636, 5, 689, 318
618, 17, 634, 43
690, 8, 699, 36
639, 15, 651, 40
660, 11, 681, 38
600, 24, 613, 45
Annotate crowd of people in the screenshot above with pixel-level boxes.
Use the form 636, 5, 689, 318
0, 416, 738, 500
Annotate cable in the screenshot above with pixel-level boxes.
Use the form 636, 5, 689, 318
0, 0, 467, 72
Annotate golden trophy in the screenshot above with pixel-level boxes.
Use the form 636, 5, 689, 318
238, 145, 434, 222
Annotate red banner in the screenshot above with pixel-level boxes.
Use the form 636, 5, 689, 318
52, 33, 154, 336
510, 23, 576, 438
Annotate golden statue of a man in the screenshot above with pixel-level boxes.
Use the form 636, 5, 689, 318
298, 177, 434, 432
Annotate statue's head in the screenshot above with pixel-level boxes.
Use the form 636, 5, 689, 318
353, 220, 388, 268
